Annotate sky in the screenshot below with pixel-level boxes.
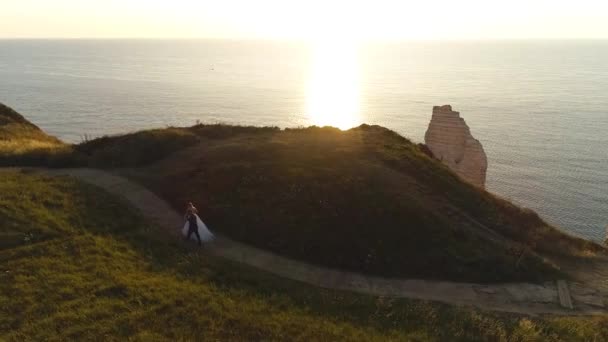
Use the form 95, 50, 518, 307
1, 0, 608, 40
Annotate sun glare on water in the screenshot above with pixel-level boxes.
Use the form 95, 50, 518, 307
306, 39, 362, 130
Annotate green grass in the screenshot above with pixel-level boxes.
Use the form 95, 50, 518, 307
127, 125, 604, 283
0, 103, 60, 143
0, 103, 71, 167
1, 100, 277, 168
2, 170, 608, 341
2, 103, 605, 283
74, 124, 278, 168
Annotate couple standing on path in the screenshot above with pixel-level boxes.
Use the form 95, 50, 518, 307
183, 202, 214, 246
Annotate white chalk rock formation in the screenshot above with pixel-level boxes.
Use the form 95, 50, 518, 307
424, 105, 488, 188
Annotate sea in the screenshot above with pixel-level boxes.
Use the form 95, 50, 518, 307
0, 39, 606, 241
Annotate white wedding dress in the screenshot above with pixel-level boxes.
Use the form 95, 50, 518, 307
182, 214, 215, 242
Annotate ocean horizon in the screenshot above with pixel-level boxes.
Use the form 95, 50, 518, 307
1, 39, 606, 241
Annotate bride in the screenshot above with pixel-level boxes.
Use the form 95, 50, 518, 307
182, 202, 214, 245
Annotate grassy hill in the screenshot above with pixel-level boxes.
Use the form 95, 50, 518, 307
125, 124, 605, 283
0, 103, 59, 142
0, 103, 70, 165
2, 170, 607, 341
1, 103, 605, 283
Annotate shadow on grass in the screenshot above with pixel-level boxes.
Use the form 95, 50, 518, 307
2, 169, 607, 341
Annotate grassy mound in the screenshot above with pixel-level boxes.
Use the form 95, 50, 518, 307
127, 125, 603, 283
0, 103, 58, 142
2, 170, 607, 341
1, 104, 604, 283
74, 124, 278, 167
0, 103, 72, 166
0, 102, 277, 167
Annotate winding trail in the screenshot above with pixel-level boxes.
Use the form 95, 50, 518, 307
43, 168, 608, 316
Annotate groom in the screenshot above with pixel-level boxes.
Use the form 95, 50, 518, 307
184, 202, 202, 246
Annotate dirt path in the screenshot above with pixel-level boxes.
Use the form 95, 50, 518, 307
43, 168, 608, 316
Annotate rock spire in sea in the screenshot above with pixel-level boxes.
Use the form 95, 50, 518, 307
424, 105, 488, 188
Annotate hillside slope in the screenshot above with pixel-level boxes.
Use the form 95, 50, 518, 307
1, 104, 604, 283
124, 125, 605, 283
2, 170, 608, 341
0, 170, 405, 340
0, 103, 60, 143
0, 103, 67, 164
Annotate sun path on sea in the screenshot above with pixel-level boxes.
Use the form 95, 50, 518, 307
37, 168, 608, 316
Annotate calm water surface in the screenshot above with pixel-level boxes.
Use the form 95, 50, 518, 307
1, 39, 606, 241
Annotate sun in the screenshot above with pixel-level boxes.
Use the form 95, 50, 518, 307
305, 38, 362, 130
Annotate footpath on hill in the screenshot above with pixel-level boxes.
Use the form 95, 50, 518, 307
36, 168, 608, 316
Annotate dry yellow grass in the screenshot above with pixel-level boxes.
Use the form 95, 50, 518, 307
0, 139, 63, 154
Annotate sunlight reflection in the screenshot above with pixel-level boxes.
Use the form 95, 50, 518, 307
306, 40, 361, 130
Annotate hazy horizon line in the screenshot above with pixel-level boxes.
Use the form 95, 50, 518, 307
2, 37, 608, 42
